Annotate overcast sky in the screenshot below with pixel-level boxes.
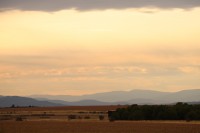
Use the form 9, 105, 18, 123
1, 0, 200, 11
0, 0, 200, 96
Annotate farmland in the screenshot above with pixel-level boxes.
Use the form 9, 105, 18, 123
0, 106, 126, 121
0, 121, 200, 133
0, 106, 200, 133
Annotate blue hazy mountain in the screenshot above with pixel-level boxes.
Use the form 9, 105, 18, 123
1, 89, 200, 107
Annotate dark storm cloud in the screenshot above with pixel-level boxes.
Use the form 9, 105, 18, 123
0, 0, 200, 12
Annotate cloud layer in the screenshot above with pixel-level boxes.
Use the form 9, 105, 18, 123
1, 50, 200, 95
0, 0, 200, 12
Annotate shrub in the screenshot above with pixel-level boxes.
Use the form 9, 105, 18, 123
68, 115, 76, 120
99, 115, 104, 120
16, 117, 23, 121
84, 116, 90, 119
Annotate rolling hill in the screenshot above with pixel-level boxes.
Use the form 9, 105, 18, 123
1, 89, 200, 107
31, 89, 200, 104
0, 96, 63, 107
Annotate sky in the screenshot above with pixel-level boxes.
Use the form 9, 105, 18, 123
0, 0, 200, 96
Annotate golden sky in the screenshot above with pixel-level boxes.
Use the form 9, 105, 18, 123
0, 1, 200, 95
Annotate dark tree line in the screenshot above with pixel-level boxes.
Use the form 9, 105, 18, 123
108, 103, 200, 121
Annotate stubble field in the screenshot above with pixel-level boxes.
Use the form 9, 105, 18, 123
0, 106, 200, 133
0, 121, 200, 133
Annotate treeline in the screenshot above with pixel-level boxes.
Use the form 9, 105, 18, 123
108, 103, 200, 121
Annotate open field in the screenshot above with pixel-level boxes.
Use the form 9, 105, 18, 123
0, 105, 126, 112
0, 106, 200, 133
0, 121, 200, 133
0, 106, 127, 121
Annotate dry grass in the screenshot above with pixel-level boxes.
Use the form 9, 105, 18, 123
0, 106, 112, 121
0, 105, 127, 112
0, 106, 200, 133
0, 106, 126, 121
0, 121, 200, 133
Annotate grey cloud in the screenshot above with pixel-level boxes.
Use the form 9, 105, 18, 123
0, 0, 200, 12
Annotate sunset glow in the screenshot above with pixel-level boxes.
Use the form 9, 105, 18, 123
0, 1, 200, 95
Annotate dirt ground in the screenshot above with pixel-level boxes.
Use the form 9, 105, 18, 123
0, 121, 200, 133
0, 106, 200, 133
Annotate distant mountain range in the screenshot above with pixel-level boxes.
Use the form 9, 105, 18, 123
0, 89, 200, 107
0, 96, 63, 107
31, 89, 200, 103
31, 90, 170, 102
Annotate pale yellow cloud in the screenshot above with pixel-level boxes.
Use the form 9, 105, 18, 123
1, 9, 200, 54
0, 8, 200, 95
178, 66, 200, 74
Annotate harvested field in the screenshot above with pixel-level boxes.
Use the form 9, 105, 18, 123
0, 105, 126, 112
0, 106, 200, 133
0, 121, 200, 133
0, 106, 119, 121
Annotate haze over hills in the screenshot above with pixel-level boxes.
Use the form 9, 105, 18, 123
0, 89, 200, 107
0, 96, 63, 107
31, 89, 200, 104
31, 90, 170, 102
